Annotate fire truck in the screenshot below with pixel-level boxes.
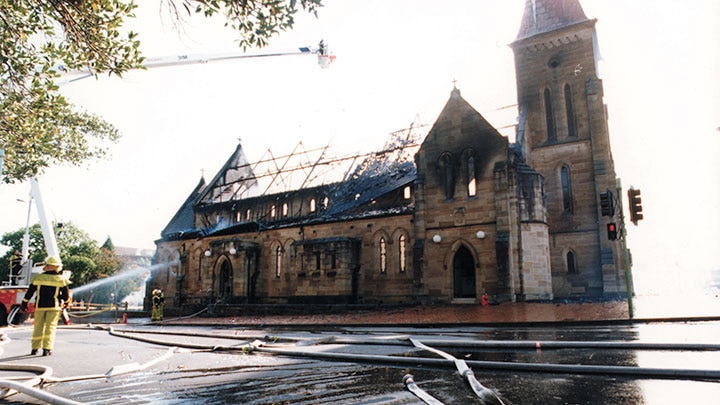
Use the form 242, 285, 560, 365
0, 178, 64, 326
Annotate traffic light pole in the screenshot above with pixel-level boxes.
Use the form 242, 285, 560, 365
616, 178, 634, 318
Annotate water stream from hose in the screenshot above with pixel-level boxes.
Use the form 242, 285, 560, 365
71, 260, 179, 296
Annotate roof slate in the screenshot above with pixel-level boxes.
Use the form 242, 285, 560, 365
515, 0, 589, 41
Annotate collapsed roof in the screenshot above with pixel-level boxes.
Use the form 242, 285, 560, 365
160, 124, 426, 241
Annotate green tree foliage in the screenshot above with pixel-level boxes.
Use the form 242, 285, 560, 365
0, 224, 46, 267
1, 0, 322, 184
63, 255, 98, 287
0, 0, 139, 183
0, 222, 113, 287
1, 223, 146, 304
94, 243, 122, 279
101, 236, 115, 251
165, 0, 323, 49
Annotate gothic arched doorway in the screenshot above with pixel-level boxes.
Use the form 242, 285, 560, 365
217, 259, 233, 303
453, 246, 476, 299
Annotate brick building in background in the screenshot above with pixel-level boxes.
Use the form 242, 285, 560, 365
148, 0, 630, 312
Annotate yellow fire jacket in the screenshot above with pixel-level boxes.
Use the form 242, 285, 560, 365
22, 271, 71, 311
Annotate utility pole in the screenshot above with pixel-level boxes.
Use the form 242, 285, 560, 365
616, 178, 634, 318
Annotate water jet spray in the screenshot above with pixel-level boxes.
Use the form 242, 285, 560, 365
72, 260, 180, 297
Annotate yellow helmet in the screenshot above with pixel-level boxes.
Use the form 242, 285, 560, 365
44, 256, 62, 270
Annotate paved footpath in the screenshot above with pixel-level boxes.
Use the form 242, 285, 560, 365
164, 294, 720, 326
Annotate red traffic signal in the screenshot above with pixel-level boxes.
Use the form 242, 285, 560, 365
607, 223, 618, 241
628, 188, 643, 225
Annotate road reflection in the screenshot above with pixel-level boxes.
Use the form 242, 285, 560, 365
11, 321, 720, 404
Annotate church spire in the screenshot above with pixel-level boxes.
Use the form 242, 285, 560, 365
515, 0, 589, 41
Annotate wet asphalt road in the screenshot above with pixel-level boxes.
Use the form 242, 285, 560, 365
1, 321, 719, 404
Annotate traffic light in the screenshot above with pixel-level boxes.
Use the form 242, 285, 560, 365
628, 188, 643, 225
607, 223, 618, 241
599, 190, 614, 217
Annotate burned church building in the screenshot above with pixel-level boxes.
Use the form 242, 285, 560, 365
148, 0, 630, 312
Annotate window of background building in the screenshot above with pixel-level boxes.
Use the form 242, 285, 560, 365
567, 251, 577, 274
439, 152, 454, 200
275, 246, 282, 278
379, 237, 387, 273
467, 155, 476, 197
564, 84, 577, 138
399, 235, 407, 273
561, 165, 572, 213
544, 88, 557, 141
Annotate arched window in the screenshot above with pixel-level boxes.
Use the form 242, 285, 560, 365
561, 166, 572, 213
438, 152, 455, 200
544, 88, 557, 141
330, 251, 337, 269
282, 202, 288, 216
567, 251, 577, 274
314, 251, 321, 270
398, 235, 407, 273
275, 246, 282, 278
467, 155, 476, 197
245, 208, 251, 221
270, 205, 276, 218
379, 237, 387, 273
564, 84, 577, 138
310, 198, 316, 212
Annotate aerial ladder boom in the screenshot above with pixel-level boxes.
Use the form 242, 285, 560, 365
29, 178, 59, 260
1, 178, 62, 325
58, 41, 334, 84
11, 178, 59, 285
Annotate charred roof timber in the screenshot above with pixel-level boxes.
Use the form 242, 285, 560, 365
161, 125, 425, 241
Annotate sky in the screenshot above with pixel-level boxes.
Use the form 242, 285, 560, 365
0, 0, 718, 294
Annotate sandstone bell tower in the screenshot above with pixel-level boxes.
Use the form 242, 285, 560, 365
511, 0, 628, 298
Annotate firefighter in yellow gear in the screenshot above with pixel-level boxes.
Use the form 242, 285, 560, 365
151, 289, 164, 321
9, 250, 22, 284
21, 256, 71, 356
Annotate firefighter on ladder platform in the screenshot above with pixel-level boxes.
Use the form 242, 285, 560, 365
151, 289, 164, 321
9, 250, 22, 284
20, 256, 72, 356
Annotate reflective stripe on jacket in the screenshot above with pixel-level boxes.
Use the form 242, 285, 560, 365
22, 271, 71, 310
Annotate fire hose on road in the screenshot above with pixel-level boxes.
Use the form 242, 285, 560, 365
0, 329, 180, 405
2, 325, 720, 404
409, 338, 506, 404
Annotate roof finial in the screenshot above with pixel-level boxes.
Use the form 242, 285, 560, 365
451, 79, 461, 97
